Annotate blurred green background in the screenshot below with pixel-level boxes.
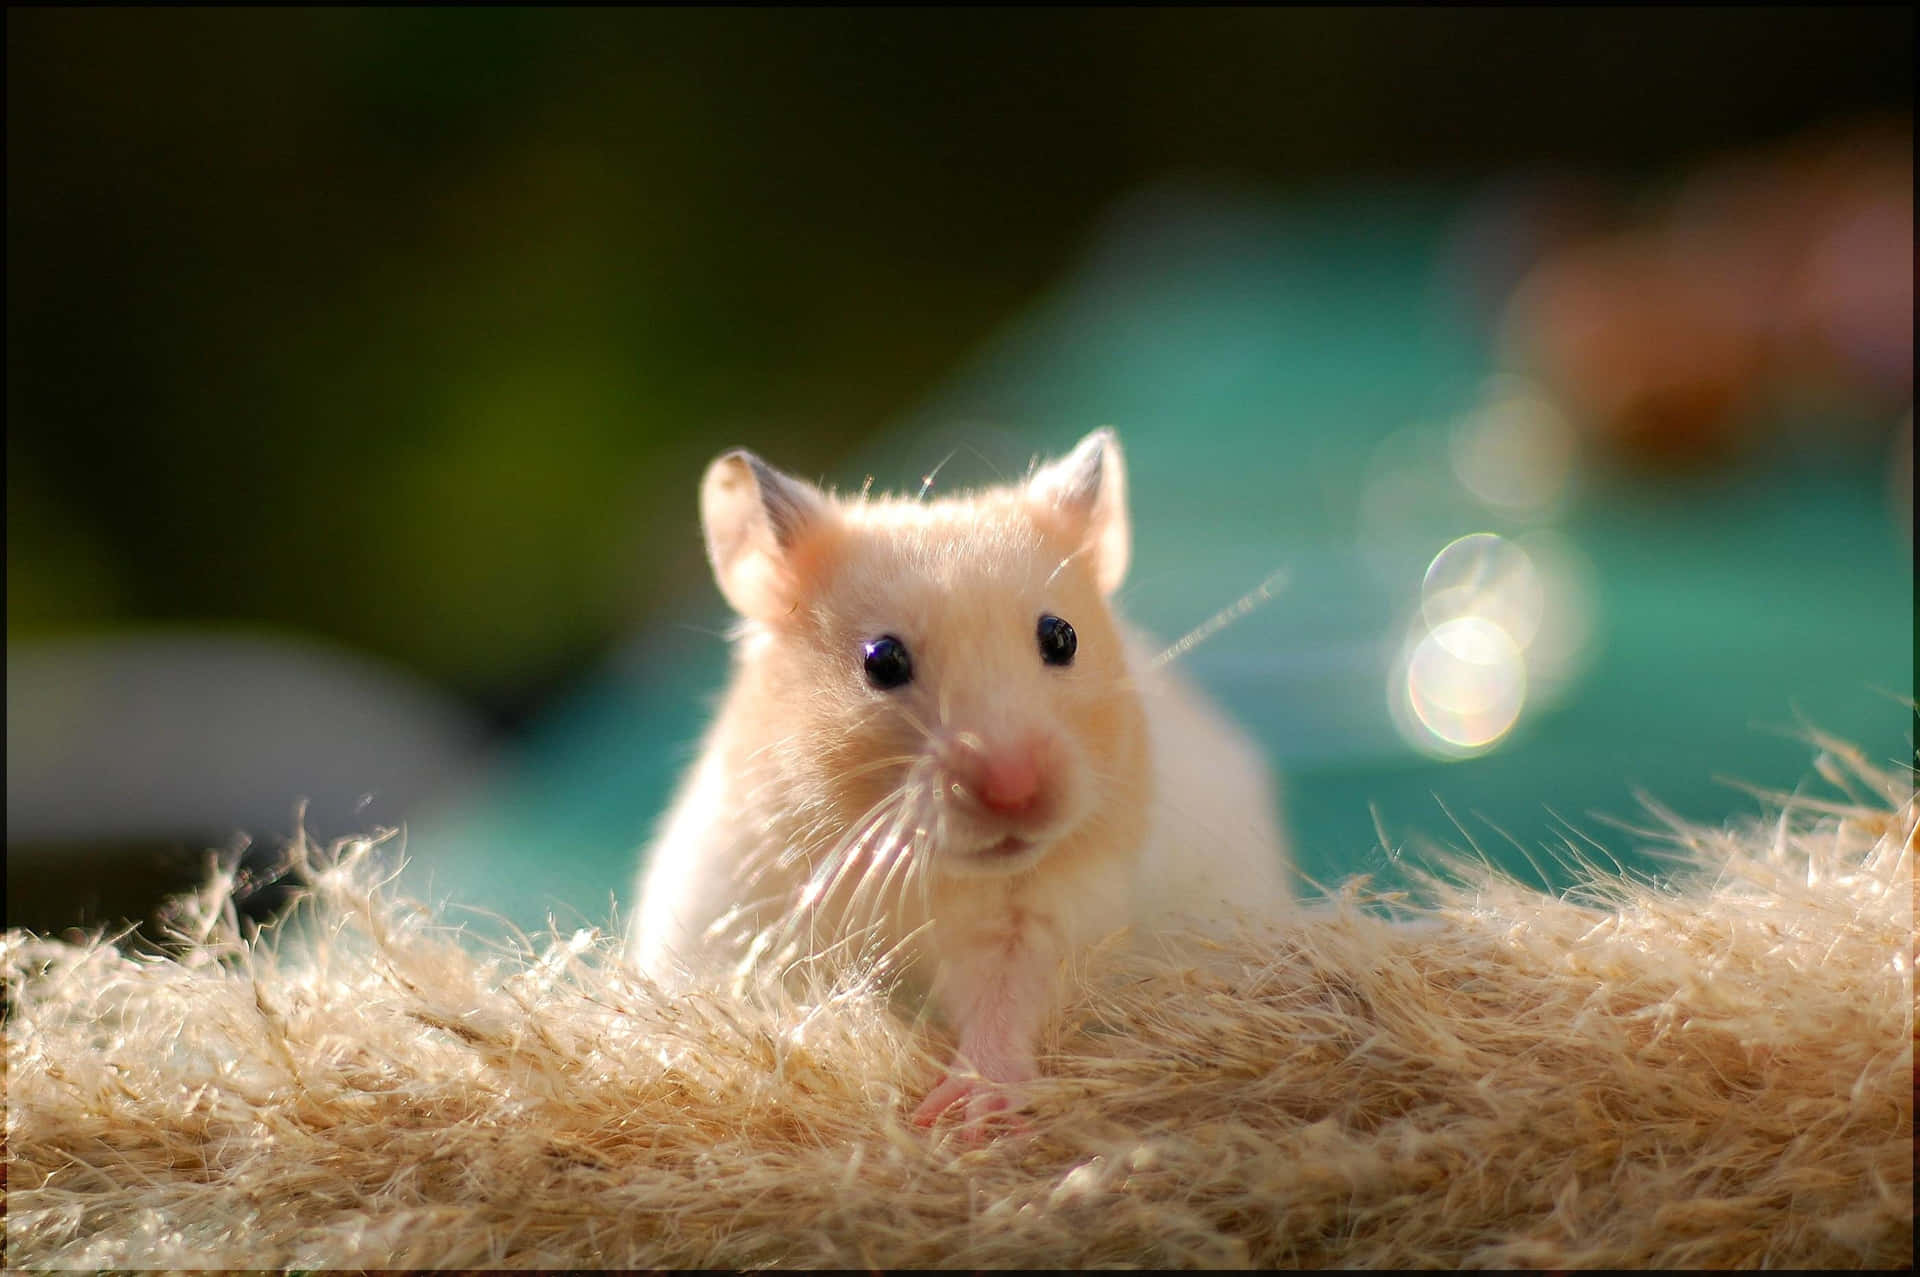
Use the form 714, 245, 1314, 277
8, 9, 1912, 937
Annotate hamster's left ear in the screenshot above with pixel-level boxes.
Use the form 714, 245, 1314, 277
1027, 427, 1130, 595
701, 449, 838, 621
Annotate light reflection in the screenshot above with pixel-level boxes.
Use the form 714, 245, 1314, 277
1402, 616, 1527, 754
1392, 529, 1595, 759
1422, 531, 1544, 648
1355, 422, 1465, 577
1510, 529, 1598, 703
1450, 374, 1578, 518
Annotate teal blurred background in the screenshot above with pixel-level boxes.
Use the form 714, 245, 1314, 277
7, 9, 1912, 937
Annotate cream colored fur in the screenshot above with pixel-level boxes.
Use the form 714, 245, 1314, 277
628, 626, 1288, 981
626, 432, 1290, 1128
1126, 629, 1289, 928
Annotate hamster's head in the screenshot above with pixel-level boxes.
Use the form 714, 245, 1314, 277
700, 428, 1150, 880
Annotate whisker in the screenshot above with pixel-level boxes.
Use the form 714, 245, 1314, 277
827, 753, 925, 788
760, 793, 900, 965
918, 796, 948, 920
741, 728, 813, 766
846, 787, 923, 930
868, 836, 919, 929
1152, 567, 1292, 670
862, 783, 932, 927
1045, 543, 1093, 588
806, 801, 896, 909
815, 785, 917, 912
892, 700, 942, 748
917, 449, 959, 502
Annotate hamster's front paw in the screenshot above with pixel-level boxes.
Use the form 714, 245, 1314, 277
911, 1064, 1033, 1143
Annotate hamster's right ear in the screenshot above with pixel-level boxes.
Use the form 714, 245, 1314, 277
1027, 427, 1130, 595
700, 450, 837, 620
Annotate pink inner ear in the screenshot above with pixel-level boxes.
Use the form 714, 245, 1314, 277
744, 454, 828, 551
703, 450, 845, 620
1027, 433, 1130, 595
725, 519, 844, 623
1025, 497, 1127, 596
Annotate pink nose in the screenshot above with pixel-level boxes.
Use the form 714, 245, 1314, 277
978, 752, 1040, 814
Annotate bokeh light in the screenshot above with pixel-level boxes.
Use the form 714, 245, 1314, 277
1400, 615, 1528, 755
1509, 528, 1599, 703
1393, 529, 1597, 759
1421, 531, 1545, 647
1449, 374, 1579, 519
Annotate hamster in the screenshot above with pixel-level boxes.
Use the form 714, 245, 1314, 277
628, 428, 1290, 1132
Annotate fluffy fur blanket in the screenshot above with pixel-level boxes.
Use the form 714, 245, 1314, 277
6, 738, 1912, 1269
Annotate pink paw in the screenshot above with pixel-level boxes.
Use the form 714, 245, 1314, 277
911, 1072, 1031, 1143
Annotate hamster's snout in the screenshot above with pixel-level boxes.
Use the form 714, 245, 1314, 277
977, 751, 1040, 815
939, 732, 1066, 829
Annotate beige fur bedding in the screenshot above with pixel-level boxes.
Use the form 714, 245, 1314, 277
5, 738, 1912, 1268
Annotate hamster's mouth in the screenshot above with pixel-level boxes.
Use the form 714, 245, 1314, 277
940, 832, 1049, 877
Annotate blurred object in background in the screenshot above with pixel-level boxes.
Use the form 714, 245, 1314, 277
1496, 120, 1913, 472
1894, 412, 1914, 551
1442, 172, 1624, 331
6, 632, 492, 935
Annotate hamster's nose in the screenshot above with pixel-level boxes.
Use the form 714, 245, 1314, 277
979, 752, 1040, 815
947, 735, 1051, 818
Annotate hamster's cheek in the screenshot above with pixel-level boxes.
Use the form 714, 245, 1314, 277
1058, 649, 1149, 810
810, 688, 928, 818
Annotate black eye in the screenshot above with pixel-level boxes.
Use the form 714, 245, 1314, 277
1037, 614, 1076, 667
862, 635, 914, 690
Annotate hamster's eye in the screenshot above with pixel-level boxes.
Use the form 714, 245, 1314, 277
862, 635, 914, 690
1036, 614, 1077, 667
